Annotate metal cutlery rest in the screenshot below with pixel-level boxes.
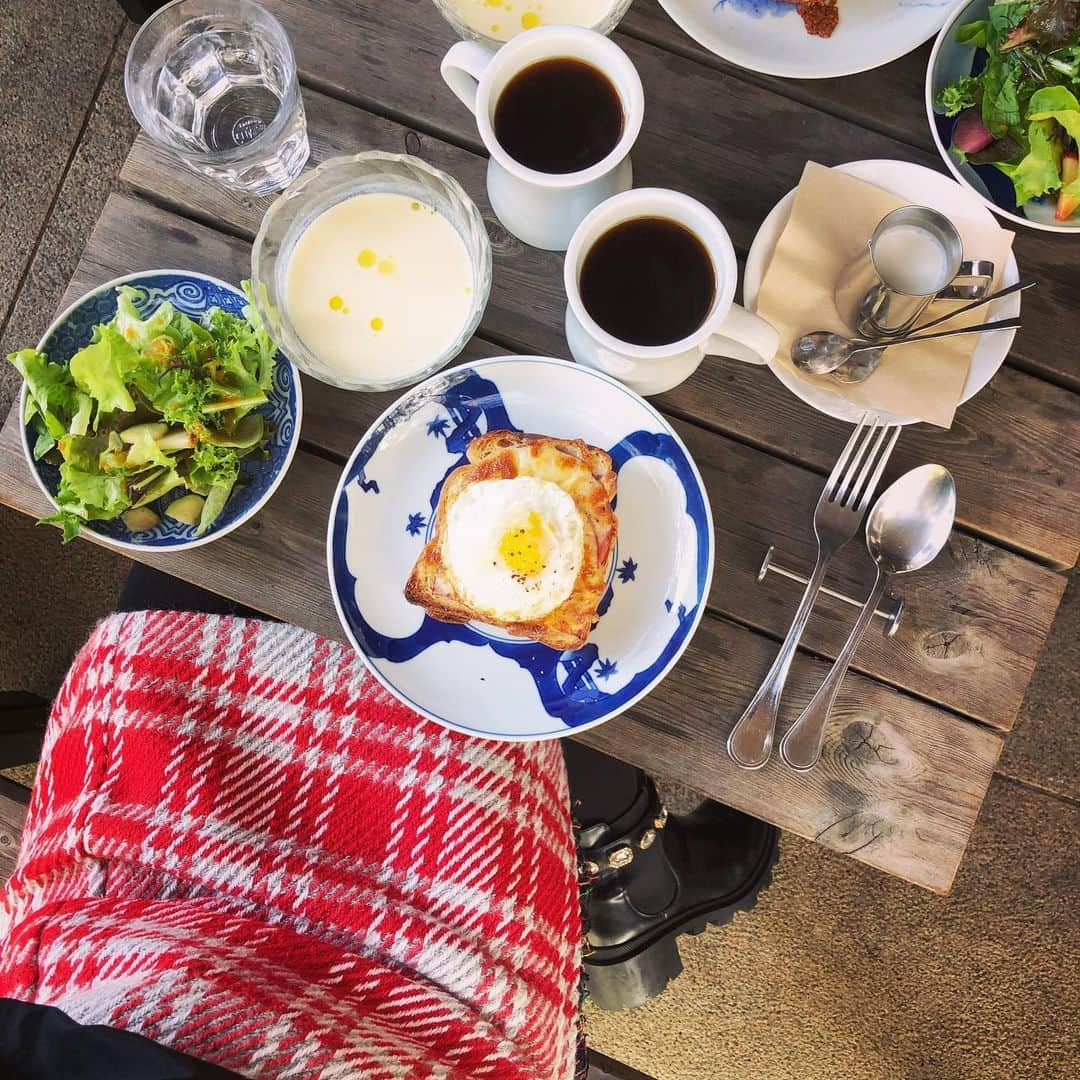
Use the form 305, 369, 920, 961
755, 545, 904, 638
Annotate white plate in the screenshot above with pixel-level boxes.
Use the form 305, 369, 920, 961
327, 356, 715, 741
744, 159, 1020, 425
657, 0, 955, 79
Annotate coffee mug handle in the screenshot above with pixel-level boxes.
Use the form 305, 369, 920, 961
440, 41, 497, 115
705, 304, 780, 366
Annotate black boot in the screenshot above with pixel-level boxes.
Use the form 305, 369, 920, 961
578, 778, 778, 1011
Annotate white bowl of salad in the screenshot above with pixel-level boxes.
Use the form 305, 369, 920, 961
9, 270, 302, 551
927, 0, 1080, 233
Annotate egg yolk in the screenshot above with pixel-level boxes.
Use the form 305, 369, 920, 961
498, 511, 548, 577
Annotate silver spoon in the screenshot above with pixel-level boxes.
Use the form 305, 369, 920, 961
792, 317, 1023, 379
778, 464, 956, 772
834, 315, 1025, 385
901, 275, 1035, 333
791, 276, 1035, 376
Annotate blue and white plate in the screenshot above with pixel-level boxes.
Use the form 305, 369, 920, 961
20, 270, 302, 551
327, 357, 714, 741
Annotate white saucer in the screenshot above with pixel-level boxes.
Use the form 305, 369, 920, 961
744, 159, 1020, 426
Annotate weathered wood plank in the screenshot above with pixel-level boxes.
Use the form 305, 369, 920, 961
0, 777, 30, 886
659, 361, 1080, 568
294, 379, 1071, 732
0, 404, 1003, 892
588, 1048, 657, 1080
255, 0, 1078, 391
60, 193, 1067, 729
121, 93, 1080, 570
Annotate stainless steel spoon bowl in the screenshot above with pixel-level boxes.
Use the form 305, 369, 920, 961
792, 317, 1022, 379
865, 464, 956, 575
791, 331, 868, 375
778, 464, 957, 771
791, 277, 1035, 377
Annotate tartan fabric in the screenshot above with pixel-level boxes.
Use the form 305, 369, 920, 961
0, 611, 581, 1079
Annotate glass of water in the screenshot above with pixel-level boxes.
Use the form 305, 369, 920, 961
125, 0, 309, 196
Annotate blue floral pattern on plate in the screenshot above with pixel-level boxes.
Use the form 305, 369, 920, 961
22, 271, 301, 550
328, 357, 714, 741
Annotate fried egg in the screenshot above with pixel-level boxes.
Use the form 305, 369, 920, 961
442, 476, 584, 622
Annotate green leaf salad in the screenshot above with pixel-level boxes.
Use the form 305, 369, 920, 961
936, 0, 1080, 220
9, 283, 277, 542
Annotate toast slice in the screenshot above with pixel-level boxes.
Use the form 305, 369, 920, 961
404, 431, 617, 651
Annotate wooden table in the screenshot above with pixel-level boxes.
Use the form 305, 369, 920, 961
1, 0, 1076, 895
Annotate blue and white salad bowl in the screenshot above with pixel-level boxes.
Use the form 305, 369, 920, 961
327, 356, 715, 741
20, 270, 302, 552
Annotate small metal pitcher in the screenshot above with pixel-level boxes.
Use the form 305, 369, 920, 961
835, 206, 994, 339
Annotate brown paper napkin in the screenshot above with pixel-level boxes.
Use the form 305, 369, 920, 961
755, 162, 1015, 428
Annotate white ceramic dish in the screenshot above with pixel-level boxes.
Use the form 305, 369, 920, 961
926, 0, 1080, 234
327, 356, 714, 741
657, 0, 955, 80
744, 159, 1021, 425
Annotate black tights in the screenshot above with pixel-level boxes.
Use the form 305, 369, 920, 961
117, 566, 645, 828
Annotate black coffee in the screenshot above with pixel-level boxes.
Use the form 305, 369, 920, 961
580, 217, 716, 346
493, 58, 623, 175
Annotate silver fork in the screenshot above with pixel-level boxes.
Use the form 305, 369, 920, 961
726, 415, 901, 769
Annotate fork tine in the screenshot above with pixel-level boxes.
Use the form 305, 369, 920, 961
831, 418, 882, 504
855, 426, 901, 512
839, 423, 890, 507
823, 413, 873, 500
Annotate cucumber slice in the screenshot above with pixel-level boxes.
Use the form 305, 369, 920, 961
201, 392, 267, 415
132, 469, 185, 508
157, 429, 197, 452
119, 421, 168, 444
121, 506, 161, 533
200, 413, 264, 449
165, 493, 206, 526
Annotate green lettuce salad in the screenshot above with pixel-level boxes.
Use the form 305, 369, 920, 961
8, 283, 277, 542
936, 0, 1080, 220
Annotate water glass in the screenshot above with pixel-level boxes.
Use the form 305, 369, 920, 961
125, 0, 309, 196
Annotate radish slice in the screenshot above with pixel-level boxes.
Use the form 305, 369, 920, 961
953, 109, 994, 154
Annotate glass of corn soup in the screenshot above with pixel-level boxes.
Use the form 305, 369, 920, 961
252, 152, 491, 391
432, 0, 634, 49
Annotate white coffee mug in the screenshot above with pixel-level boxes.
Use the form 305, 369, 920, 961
564, 188, 781, 396
440, 27, 644, 252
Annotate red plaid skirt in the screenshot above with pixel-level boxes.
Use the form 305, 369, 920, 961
0, 611, 581, 1078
